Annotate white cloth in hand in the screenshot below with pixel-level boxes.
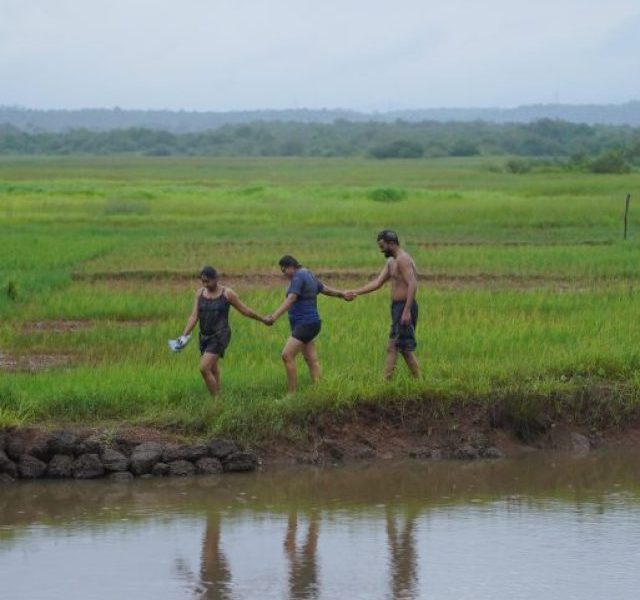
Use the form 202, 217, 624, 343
168, 334, 191, 352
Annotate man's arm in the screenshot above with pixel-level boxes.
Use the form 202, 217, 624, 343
346, 262, 390, 298
397, 257, 418, 325
224, 288, 266, 322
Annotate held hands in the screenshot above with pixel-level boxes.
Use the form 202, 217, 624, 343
260, 290, 355, 327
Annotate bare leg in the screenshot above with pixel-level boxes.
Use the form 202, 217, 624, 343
281, 337, 305, 394
384, 340, 399, 380
212, 357, 222, 390
401, 350, 420, 378
285, 512, 297, 555
302, 341, 321, 384
200, 353, 221, 397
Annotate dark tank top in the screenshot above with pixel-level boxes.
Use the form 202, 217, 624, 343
198, 289, 231, 339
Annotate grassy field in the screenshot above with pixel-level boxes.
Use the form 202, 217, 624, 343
1, 156, 639, 438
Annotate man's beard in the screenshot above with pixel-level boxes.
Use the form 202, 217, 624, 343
383, 249, 393, 258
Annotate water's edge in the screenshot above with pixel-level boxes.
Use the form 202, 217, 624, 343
3, 398, 640, 483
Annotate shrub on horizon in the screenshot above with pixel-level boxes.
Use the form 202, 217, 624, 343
367, 187, 407, 202
505, 159, 533, 174
449, 140, 480, 156
369, 139, 424, 159
588, 149, 632, 174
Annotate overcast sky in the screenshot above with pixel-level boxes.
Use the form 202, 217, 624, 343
1, 0, 639, 111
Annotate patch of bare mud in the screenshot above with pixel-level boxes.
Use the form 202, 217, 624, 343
0, 352, 73, 373
21, 319, 154, 333
73, 270, 611, 292
22, 320, 93, 333
417, 240, 612, 248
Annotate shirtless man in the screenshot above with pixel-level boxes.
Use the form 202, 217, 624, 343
346, 230, 419, 379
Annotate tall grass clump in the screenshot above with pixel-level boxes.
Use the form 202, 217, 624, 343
367, 187, 407, 202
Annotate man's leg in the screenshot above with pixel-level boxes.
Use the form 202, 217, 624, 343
401, 350, 420, 378
384, 339, 399, 380
282, 337, 305, 394
302, 341, 321, 384
398, 302, 419, 378
199, 352, 220, 397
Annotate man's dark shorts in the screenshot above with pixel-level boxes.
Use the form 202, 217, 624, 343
291, 321, 322, 344
199, 332, 231, 358
390, 300, 418, 352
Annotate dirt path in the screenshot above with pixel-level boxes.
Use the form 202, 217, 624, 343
0, 352, 73, 373
73, 269, 608, 291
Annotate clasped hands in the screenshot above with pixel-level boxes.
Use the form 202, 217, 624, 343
260, 290, 357, 326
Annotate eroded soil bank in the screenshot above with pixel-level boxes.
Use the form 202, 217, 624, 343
2, 397, 640, 482
254, 398, 640, 466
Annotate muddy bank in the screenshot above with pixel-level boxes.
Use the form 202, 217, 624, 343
2, 399, 640, 483
255, 399, 640, 467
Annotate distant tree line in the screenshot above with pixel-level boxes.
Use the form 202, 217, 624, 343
1, 120, 639, 169
2, 102, 640, 132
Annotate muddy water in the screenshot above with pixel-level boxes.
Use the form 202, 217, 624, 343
1, 452, 639, 600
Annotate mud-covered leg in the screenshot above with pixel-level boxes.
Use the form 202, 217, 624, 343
384, 339, 399, 380
302, 341, 321, 384
401, 350, 420, 378
281, 337, 305, 394
200, 352, 221, 397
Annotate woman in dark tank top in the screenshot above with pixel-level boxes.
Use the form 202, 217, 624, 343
176, 266, 268, 398
198, 290, 231, 355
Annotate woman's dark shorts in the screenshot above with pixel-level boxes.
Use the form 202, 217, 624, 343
291, 321, 322, 344
199, 332, 231, 358
390, 300, 418, 352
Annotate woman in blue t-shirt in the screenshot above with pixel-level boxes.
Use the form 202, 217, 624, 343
265, 255, 351, 394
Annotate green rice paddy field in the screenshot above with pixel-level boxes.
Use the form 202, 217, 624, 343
1, 156, 639, 438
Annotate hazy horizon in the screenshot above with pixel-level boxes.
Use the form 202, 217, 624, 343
3, 100, 640, 113
2, 0, 639, 111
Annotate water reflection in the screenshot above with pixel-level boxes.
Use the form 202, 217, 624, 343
171, 509, 232, 599
285, 509, 320, 600
1, 451, 640, 600
386, 506, 418, 600
198, 510, 233, 600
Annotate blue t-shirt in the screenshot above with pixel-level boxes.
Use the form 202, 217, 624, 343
286, 268, 324, 327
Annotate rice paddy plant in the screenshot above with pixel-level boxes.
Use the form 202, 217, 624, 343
1, 156, 639, 435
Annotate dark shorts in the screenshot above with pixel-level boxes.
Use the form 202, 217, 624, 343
390, 300, 418, 352
199, 332, 231, 358
291, 321, 322, 344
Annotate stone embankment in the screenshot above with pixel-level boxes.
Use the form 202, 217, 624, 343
0, 429, 257, 483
